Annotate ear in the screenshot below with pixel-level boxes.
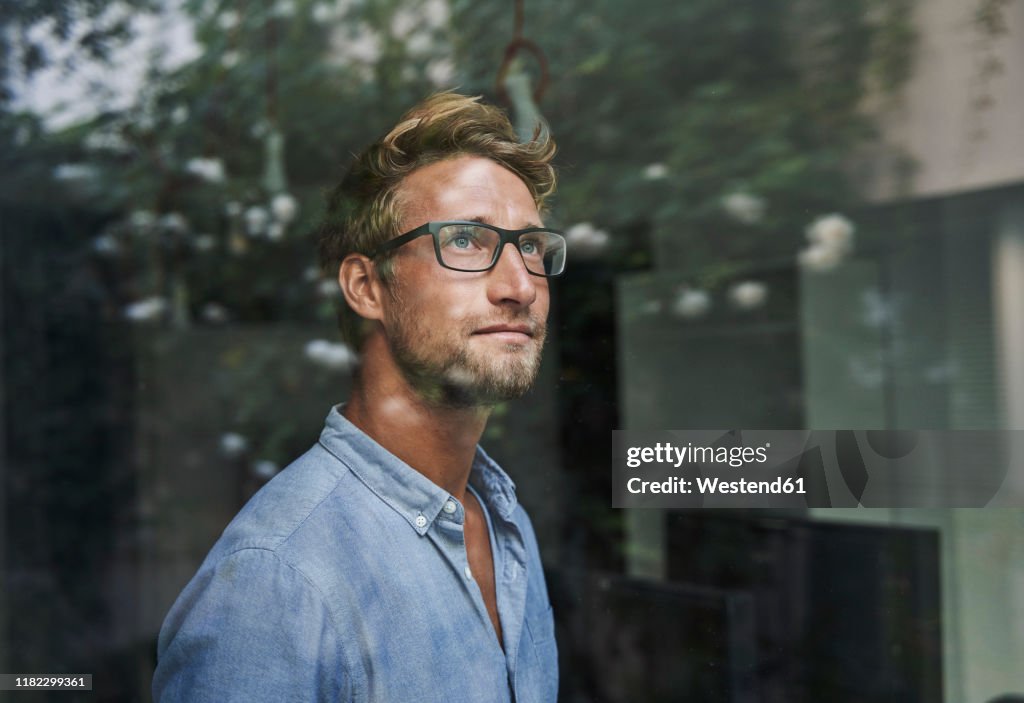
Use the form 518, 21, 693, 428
338, 254, 387, 321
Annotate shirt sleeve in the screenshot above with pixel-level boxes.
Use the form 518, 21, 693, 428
153, 547, 348, 703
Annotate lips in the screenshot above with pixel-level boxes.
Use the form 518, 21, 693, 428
472, 323, 535, 344
473, 324, 534, 336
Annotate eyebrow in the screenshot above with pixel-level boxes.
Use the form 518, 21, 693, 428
460, 216, 545, 229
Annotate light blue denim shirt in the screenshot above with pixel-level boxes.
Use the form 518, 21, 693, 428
153, 406, 558, 702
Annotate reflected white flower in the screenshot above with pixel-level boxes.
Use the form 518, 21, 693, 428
721, 191, 765, 225
426, 58, 456, 88
159, 212, 189, 233
124, 296, 168, 322
305, 339, 358, 371
84, 130, 129, 153
201, 302, 229, 324
672, 288, 711, 319
312, 3, 334, 22
217, 10, 240, 30
317, 279, 339, 297
271, 192, 298, 223
93, 234, 120, 256
728, 280, 768, 310
53, 163, 98, 182
219, 432, 248, 458
267, 222, 286, 241
422, 0, 449, 27
801, 213, 854, 270
194, 234, 217, 252
378, 395, 410, 421
443, 366, 477, 392
565, 222, 610, 258
221, 50, 241, 69
186, 157, 225, 183
406, 32, 432, 56
171, 106, 189, 125
798, 242, 844, 272
391, 8, 418, 38
806, 213, 854, 254
245, 206, 269, 237
252, 459, 279, 480
250, 120, 269, 139
130, 210, 157, 230
643, 163, 669, 180
337, 25, 382, 64
273, 0, 296, 17
299, 337, 323, 358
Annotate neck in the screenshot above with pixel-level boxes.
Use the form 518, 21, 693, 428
343, 334, 492, 502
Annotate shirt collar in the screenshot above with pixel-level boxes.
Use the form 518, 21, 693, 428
317, 405, 518, 535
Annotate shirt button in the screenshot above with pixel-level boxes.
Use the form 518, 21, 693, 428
464, 565, 473, 580
415, 515, 427, 528
443, 500, 457, 514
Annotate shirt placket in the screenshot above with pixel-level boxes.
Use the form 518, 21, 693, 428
427, 501, 508, 660
492, 513, 528, 694
465, 485, 533, 703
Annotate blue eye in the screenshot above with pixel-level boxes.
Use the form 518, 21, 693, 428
443, 227, 484, 250
520, 236, 547, 258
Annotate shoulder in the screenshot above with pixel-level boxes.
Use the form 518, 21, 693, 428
160, 440, 360, 635
209, 443, 357, 559
154, 547, 352, 702
177, 441, 378, 620
154, 443, 367, 700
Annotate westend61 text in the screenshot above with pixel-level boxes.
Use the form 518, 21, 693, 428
627, 476, 806, 495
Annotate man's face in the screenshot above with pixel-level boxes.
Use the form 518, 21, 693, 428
379, 155, 550, 408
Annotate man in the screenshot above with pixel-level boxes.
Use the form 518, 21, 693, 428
153, 93, 564, 702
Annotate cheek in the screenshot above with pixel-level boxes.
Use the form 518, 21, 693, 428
399, 268, 477, 321
535, 282, 551, 319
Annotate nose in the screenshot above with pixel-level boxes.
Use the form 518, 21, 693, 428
487, 242, 540, 308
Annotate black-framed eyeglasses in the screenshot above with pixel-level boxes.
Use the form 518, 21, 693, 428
371, 221, 567, 277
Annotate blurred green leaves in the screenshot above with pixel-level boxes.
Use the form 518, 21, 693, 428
452, 0, 915, 273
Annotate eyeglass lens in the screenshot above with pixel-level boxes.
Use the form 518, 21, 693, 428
437, 224, 566, 275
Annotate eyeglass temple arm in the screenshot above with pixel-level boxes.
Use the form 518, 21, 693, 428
370, 223, 433, 257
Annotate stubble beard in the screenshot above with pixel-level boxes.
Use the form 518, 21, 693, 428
386, 304, 547, 410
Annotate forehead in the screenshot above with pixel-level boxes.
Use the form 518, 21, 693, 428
396, 155, 540, 229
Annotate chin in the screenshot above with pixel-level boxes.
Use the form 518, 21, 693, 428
435, 364, 540, 408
